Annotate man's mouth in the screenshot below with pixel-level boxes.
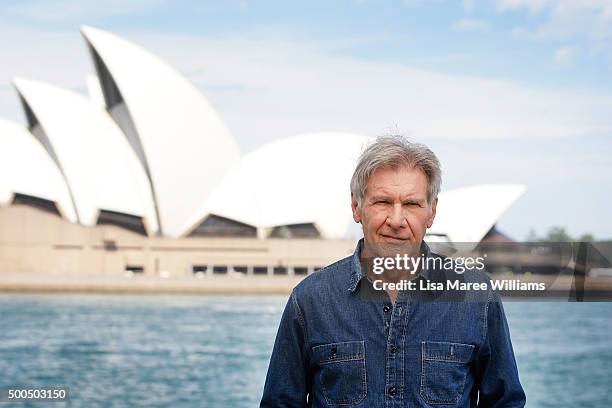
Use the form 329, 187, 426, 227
380, 234, 410, 243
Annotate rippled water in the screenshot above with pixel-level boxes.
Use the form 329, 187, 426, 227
0, 295, 610, 407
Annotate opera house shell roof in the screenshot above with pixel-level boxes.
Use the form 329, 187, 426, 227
0, 119, 77, 223
0, 26, 526, 244
13, 77, 158, 235
182, 132, 370, 239
80, 25, 240, 237
429, 184, 527, 243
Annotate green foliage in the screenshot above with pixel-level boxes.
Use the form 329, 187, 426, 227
527, 226, 596, 242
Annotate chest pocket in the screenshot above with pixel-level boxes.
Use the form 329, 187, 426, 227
420, 341, 474, 406
312, 341, 367, 406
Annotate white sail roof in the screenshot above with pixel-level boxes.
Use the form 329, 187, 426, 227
0, 118, 77, 222
80, 25, 240, 237
429, 184, 527, 244
182, 134, 526, 241
13, 78, 158, 234
182, 132, 371, 238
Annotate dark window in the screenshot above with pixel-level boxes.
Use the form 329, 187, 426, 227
192, 265, 208, 274
273, 266, 288, 275
97, 209, 147, 235
12, 193, 61, 217
188, 214, 257, 238
233, 266, 248, 274
103, 240, 117, 251
253, 266, 268, 275
213, 265, 228, 274
293, 266, 308, 275
125, 265, 144, 274
269, 223, 321, 239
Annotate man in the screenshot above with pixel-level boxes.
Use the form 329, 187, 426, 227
261, 136, 525, 407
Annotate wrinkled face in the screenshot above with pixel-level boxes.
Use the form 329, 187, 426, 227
351, 165, 437, 257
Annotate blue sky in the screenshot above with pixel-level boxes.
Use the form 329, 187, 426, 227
0, 0, 611, 240
4, 0, 612, 90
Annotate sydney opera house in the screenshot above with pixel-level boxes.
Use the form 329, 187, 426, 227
0, 26, 525, 279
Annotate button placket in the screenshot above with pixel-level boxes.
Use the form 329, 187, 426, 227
384, 299, 408, 407
383, 304, 392, 334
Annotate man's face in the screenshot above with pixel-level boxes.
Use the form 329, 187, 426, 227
351, 165, 437, 258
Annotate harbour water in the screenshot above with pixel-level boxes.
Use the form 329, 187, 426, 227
1, 294, 611, 407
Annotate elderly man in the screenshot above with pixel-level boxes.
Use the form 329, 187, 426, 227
261, 136, 525, 407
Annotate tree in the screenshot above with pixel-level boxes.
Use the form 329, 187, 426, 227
545, 226, 573, 242
527, 227, 598, 243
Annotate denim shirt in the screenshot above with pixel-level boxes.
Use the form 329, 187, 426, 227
261, 240, 526, 407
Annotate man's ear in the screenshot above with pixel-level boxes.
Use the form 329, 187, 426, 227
351, 195, 361, 223
427, 197, 437, 228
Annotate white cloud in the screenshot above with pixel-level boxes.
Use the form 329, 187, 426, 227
451, 18, 491, 31
553, 45, 577, 65
492, 0, 612, 45
1, 24, 612, 148
131, 32, 612, 148
0, 24, 89, 90
463, 0, 475, 13
3, 0, 166, 22
495, 0, 555, 13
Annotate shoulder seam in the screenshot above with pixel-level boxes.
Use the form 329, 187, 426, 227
480, 287, 495, 348
291, 290, 308, 343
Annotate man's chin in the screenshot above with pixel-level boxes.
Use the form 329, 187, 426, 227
366, 240, 422, 258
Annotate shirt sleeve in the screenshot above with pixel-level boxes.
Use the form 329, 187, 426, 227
475, 291, 527, 407
260, 290, 311, 408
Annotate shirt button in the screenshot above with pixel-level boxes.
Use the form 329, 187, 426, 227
390, 345, 397, 353
330, 346, 337, 356
388, 387, 397, 396
383, 305, 391, 313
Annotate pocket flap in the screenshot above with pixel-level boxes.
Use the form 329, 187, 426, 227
422, 341, 474, 363
312, 341, 365, 365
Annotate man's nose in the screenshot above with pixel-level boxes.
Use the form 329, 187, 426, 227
386, 204, 407, 229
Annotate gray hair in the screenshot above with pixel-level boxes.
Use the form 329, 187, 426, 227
350, 135, 441, 207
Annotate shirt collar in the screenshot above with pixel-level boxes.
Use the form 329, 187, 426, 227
347, 238, 432, 293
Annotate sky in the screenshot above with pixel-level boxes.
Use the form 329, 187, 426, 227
0, 0, 610, 240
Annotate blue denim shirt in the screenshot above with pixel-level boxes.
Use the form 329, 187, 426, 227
261, 240, 526, 407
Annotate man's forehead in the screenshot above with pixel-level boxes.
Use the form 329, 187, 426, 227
366, 166, 428, 197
